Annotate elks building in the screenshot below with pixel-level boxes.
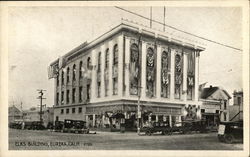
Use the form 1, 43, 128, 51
49, 20, 206, 130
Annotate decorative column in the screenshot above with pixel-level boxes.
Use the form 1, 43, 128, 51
156, 115, 159, 122
140, 41, 146, 99
118, 35, 124, 97
183, 52, 188, 101
108, 40, 113, 97
124, 37, 130, 97
156, 45, 161, 98
170, 49, 175, 100
92, 114, 96, 127
101, 45, 105, 98
91, 50, 97, 100
194, 51, 199, 102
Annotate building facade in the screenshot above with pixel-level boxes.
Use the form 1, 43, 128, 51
8, 105, 22, 123
200, 86, 231, 124
49, 20, 205, 130
23, 107, 54, 127
229, 90, 243, 121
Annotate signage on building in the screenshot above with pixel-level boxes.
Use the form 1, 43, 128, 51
205, 108, 216, 113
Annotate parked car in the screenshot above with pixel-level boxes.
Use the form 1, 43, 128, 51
62, 119, 89, 134
217, 120, 243, 143
142, 122, 171, 136
54, 121, 64, 132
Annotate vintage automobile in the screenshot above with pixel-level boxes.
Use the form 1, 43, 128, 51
142, 122, 172, 136
62, 119, 89, 134
54, 121, 64, 132
31, 121, 46, 130
217, 120, 243, 144
143, 120, 207, 136
9, 122, 22, 129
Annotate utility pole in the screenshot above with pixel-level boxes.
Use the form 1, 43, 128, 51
37, 89, 46, 123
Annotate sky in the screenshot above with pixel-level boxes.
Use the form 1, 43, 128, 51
8, 6, 243, 110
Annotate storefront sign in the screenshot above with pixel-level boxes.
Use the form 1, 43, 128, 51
205, 108, 216, 113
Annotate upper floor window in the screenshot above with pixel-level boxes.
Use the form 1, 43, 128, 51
87, 57, 92, 70
56, 92, 59, 105
97, 52, 101, 72
72, 88, 76, 103
56, 76, 59, 86
87, 83, 91, 100
72, 64, 76, 81
79, 61, 83, 79
66, 67, 70, 83
224, 100, 227, 110
61, 70, 65, 85
146, 47, 156, 98
113, 44, 118, 66
130, 43, 139, 95
97, 82, 101, 97
113, 77, 118, 95
66, 90, 70, 104
79, 86, 83, 102
105, 48, 109, 69
161, 50, 170, 98
61, 91, 64, 105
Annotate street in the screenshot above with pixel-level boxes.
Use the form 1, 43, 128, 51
9, 129, 243, 150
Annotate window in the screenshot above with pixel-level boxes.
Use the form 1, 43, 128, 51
105, 80, 109, 97
224, 100, 227, 110
72, 108, 75, 114
61, 91, 64, 105
224, 112, 227, 121
130, 43, 139, 95
146, 47, 156, 97
97, 52, 101, 72
66, 108, 69, 114
66, 90, 70, 104
56, 92, 59, 105
113, 44, 118, 66
61, 109, 64, 114
97, 82, 101, 97
72, 64, 76, 81
78, 107, 82, 113
79, 61, 83, 79
87, 57, 92, 70
61, 70, 64, 85
66, 67, 70, 83
87, 84, 91, 100
105, 48, 109, 69
161, 50, 170, 98
79, 86, 83, 102
72, 88, 76, 103
174, 53, 183, 99
187, 52, 195, 100
113, 77, 118, 95
238, 97, 242, 105
56, 76, 59, 86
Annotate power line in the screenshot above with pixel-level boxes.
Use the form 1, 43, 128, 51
115, 6, 242, 52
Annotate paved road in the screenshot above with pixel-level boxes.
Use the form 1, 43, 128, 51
9, 129, 243, 150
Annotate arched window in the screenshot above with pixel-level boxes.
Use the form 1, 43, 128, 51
72, 64, 76, 81
130, 43, 139, 95
105, 48, 109, 69
161, 51, 170, 98
112, 44, 118, 95
113, 44, 118, 66
175, 53, 183, 99
66, 67, 70, 83
87, 57, 91, 70
146, 47, 155, 97
79, 61, 83, 79
97, 52, 101, 72
61, 70, 64, 85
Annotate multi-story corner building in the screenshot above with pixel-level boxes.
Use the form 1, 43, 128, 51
229, 90, 243, 121
49, 20, 205, 130
8, 105, 23, 123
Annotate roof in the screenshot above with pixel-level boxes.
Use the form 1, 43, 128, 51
200, 87, 219, 99
200, 86, 232, 100
50, 19, 206, 66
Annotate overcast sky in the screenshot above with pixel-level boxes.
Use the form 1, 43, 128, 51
8, 6, 242, 109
